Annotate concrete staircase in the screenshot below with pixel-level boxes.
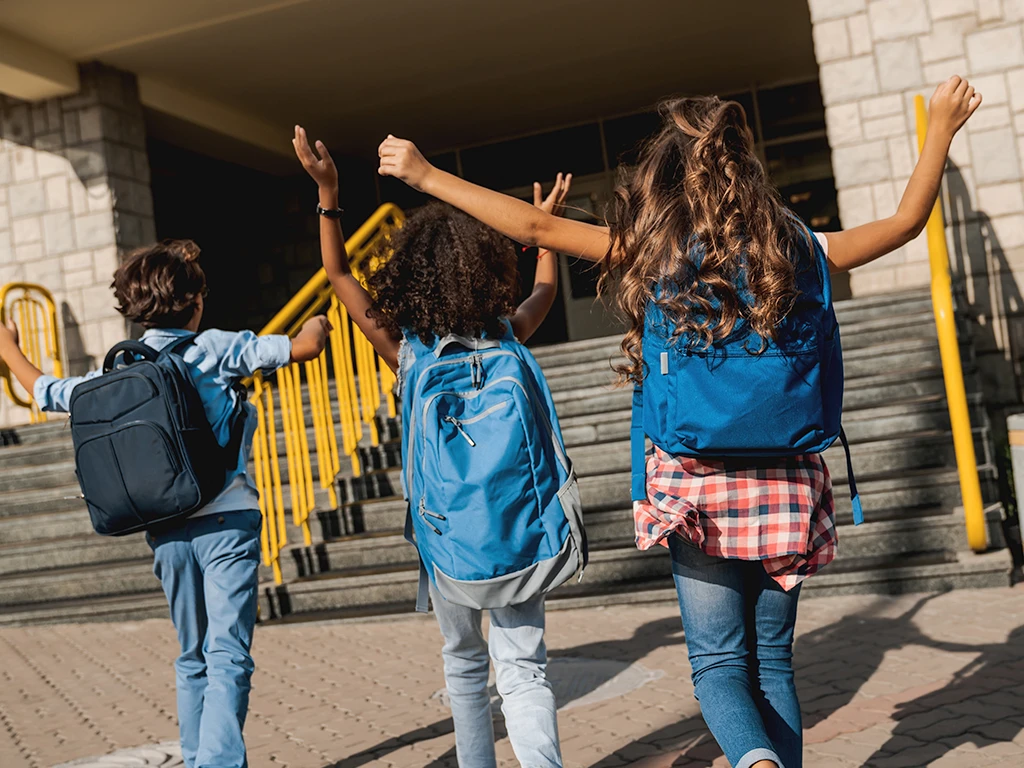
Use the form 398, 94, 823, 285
0, 289, 1014, 626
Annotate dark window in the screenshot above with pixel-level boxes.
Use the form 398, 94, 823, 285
603, 110, 661, 169
460, 124, 605, 190
756, 81, 826, 141
764, 135, 834, 188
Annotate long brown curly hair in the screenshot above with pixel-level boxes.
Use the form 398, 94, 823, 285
366, 202, 519, 344
602, 95, 803, 384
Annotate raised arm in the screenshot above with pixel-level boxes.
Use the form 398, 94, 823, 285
378, 136, 611, 263
826, 76, 982, 273
510, 173, 572, 342
293, 126, 401, 371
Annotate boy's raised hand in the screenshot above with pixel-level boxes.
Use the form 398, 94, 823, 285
929, 76, 982, 139
0, 319, 20, 352
378, 135, 433, 191
293, 126, 338, 190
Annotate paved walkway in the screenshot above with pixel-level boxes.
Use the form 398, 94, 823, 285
2, 585, 1024, 768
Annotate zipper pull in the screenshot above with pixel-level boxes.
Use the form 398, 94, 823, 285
443, 415, 476, 447
418, 499, 444, 535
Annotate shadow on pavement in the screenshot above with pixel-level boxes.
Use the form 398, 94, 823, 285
322, 615, 685, 768
585, 594, 1024, 767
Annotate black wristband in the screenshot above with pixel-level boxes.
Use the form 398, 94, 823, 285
317, 204, 344, 219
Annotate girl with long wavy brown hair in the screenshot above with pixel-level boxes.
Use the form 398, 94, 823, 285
379, 76, 981, 768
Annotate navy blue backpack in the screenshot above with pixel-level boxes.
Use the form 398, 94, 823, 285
69, 337, 244, 536
400, 323, 587, 612
630, 226, 863, 524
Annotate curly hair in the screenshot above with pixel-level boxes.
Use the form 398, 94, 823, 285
365, 202, 519, 345
601, 95, 802, 384
112, 239, 207, 328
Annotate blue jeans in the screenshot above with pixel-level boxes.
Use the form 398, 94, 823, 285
148, 510, 262, 768
431, 586, 562, 768
669, 536, 802, 768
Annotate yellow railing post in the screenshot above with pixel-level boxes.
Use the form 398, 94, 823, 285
248, 203, 404, 582
914, 94, 988, 552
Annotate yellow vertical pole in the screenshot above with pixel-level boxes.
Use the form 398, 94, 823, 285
914, 94, 988, 552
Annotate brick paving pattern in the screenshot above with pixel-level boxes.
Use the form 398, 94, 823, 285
1, 585, 1023, 768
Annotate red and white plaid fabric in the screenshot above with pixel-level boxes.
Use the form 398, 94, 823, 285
634, 446, 838, 591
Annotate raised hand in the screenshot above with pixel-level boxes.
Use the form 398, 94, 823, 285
929, 76, 982, 139
534, 173, 573, 217
292, 125, 338, 190
378, 135, 433, 191
0, 320, 20, 351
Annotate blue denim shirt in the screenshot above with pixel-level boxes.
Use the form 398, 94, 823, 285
34, 327, 292, 516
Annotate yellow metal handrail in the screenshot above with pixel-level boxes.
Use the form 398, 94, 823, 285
914, 95, 987, 552
252, 203, 404, 582
0, 282, 63, 424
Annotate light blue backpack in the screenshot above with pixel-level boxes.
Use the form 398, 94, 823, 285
630, 224, 863, 523
400, 322, 587, 612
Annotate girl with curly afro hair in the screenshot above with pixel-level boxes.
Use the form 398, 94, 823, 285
295, 127, 574, 768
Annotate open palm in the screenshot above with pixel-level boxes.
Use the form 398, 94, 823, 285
292, 125, 338, 189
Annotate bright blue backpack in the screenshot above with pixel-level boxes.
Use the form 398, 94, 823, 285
400, 322, 587, 612
630, 226, 863, 524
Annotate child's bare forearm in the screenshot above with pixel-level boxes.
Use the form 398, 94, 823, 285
825, 75, 980, 273
0, 340, 43, 396
318, 185, 352, 281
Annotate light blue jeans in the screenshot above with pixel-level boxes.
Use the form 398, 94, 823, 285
431, 586, 563, 768
669, 536, 802, 768
148, 510, 262, 768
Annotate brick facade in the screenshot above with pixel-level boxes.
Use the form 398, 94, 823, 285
0, 63, 154, 425
812, 0, 1024, 407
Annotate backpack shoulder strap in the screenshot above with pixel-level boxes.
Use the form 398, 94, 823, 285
789, 214, 833, 308
630, 384, 646, 502
163, 334, 199, 359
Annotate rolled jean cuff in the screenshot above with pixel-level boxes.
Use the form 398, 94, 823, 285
737, 747, 783, 768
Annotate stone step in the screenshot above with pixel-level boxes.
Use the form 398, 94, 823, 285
0, 483, 85, 519
0, 506, 95, 544
0, 533, 152, 577
0, 419, 72, 448
0, 560, 159, 608
0, 592, 169, 627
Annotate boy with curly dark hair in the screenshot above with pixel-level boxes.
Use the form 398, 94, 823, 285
0, 240, 331, 768
294, 125, 573, 768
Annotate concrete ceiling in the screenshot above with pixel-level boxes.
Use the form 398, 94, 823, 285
0, 0, 819, 159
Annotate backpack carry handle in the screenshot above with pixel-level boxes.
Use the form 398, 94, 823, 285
103, 341, 158, 373
433, 335, 502, 358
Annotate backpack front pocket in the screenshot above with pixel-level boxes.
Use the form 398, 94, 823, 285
420, 381, 549, 580
76, 421, 200, 534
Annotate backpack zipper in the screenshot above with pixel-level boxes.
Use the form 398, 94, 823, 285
405, 349, 518, 498
418, 499, 446, 535
442, 415, 477, 447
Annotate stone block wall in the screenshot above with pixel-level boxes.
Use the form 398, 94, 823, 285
0, 63, 154, 425
811, 0, 1024, 408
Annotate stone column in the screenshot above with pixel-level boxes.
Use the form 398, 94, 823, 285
812, 0, 1024, 406
0, 63, 155, 425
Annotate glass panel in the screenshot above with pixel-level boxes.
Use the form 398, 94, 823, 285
603, 110, 661, 168
765, 136, 834, 188
757, 81, 826, 141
